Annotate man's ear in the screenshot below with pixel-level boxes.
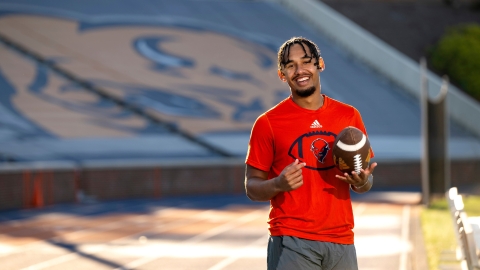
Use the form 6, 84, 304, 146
318, 57, 325, 71
278, 69, 286, 82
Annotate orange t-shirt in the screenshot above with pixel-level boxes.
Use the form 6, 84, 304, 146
246, 95, 374, 245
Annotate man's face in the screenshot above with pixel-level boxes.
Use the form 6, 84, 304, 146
278, 43, 322, 98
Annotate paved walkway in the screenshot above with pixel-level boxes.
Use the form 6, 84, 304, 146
0, 192, 427, 270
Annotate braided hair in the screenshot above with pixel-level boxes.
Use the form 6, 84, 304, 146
277, 37, 321, 70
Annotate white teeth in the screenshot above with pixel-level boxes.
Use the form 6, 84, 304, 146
297, 77, 308, 82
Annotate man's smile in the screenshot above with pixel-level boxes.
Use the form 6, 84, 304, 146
295, 75, 310, 87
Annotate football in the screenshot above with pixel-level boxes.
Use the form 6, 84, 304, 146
332, 126, 371, 175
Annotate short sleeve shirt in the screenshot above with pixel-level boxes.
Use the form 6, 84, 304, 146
246, 95, 374, 244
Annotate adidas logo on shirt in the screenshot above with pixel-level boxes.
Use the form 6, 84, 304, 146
310, 120, 322, 128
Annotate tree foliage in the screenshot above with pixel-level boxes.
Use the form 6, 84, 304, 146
430, 24, 480, 101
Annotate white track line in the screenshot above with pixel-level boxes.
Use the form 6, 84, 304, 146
207, 235, 268, 270
21, 253, 80, 270
399, 205, 411, 270
114, 207, 268, 270
207, 202, 365, 270
19, 208, 216, 270
5, 203, 172, 253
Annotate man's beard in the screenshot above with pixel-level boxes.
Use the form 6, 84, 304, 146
295, 86, 316, 97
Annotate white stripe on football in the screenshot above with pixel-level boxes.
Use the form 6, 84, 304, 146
336, 134, 366, 152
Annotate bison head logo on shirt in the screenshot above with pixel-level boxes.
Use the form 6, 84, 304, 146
310, 138, 330, 163
288, 131, 337, 171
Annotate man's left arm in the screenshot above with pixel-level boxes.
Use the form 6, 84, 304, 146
347, 108, 376, 193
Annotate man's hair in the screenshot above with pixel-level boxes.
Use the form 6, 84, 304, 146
277, 37, 321, 70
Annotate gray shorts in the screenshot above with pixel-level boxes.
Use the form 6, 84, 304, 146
267, 236, 358, 270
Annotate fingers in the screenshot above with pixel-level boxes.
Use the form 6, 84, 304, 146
279, 159, 306, 191
335, 172, 352, 182
285, 159, 306, 176
335, 162, 378, 186
368, 162, 378, 174
285, 159, 306, 186
355, 162, 378, 177
282, 160, 377, 190
335, 171, 361, 186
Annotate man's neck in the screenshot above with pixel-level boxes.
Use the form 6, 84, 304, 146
292, 91, 324, 110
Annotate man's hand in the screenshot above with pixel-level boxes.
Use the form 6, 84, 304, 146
275, 159, 306, 192
245, 159, 306, 202
335, 162, 377, 193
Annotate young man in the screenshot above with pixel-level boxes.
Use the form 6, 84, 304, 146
245, 37, 378, 270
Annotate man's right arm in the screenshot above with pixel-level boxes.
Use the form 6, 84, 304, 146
245, 159, 306, 202
245, 165, 279, 202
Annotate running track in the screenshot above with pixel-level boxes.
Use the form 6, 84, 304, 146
0, 192, 425, 270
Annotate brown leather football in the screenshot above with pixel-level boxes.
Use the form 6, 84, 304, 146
332, 126, 371, 175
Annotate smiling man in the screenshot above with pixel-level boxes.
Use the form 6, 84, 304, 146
245, 37, 378, 270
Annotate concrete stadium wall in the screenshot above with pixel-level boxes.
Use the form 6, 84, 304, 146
1, 158, 480, 211
0, 159, 246, 211
78, 161, 245, 202
373, 159, 480, 190
274, 0, 480, 138
0, 168, 77, 211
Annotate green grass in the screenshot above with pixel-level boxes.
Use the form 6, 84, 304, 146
421, 195, 480, 270
463, 195, 480, 216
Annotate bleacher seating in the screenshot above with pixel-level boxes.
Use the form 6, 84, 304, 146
446, 187, 480, 270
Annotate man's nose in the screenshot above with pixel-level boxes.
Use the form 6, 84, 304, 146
294, 65, 305, 75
